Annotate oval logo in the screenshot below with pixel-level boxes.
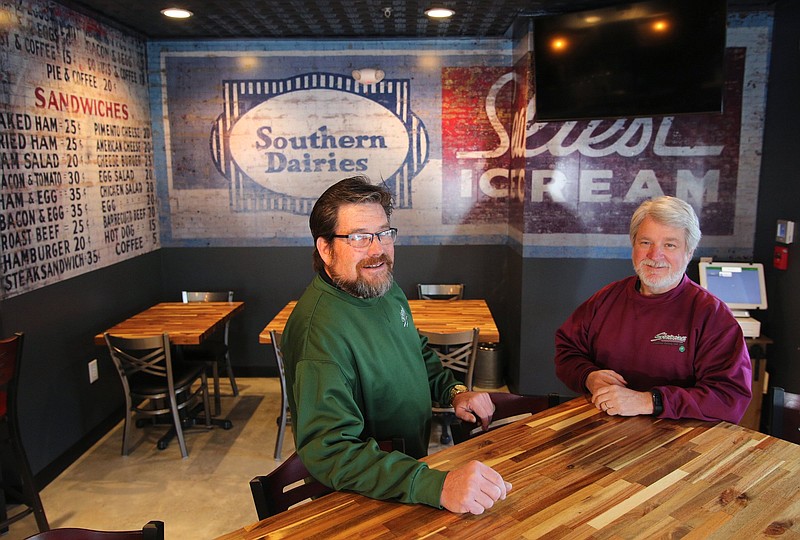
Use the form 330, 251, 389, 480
228, 89, 410, 198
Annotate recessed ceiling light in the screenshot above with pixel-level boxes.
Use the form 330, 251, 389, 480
425, 7, 455, 19
161, 8, 193, 19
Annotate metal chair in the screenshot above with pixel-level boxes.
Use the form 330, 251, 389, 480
250, 439, 404, 519
422, 327, 480, 444
0, 333, 49, 534
417, 283, 464, 300
269, 330, 291, 460
24, 520, 164, 540
450, 392, 561, 444
766, 386, 800, 445
180, 291, 239, 416
104, 333, 212, 458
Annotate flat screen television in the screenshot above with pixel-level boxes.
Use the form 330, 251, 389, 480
698, 261, 768, 314
533, 0, 727, 121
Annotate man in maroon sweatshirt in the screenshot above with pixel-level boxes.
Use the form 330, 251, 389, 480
555, 196, 751, 423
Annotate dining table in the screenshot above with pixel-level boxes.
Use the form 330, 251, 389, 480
94, 301, 245, 346
95, 300, 245, 431
217, 396, 800, 539
259, 299, 500, 344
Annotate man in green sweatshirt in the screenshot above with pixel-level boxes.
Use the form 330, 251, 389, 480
281, 176, 511, 515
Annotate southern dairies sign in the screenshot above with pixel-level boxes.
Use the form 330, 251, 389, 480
211, 73, 428, 214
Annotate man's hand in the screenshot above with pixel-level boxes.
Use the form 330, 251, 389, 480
585, 369, 627, 395
591, 385, 653, 416
440, 460, 512, 514
451, 391, 495, 430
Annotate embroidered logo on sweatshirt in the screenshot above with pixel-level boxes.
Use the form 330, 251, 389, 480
651, 332, 687, 352
400, 306, 409, 328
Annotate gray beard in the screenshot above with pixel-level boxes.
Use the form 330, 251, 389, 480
328, 252, 395, 299
633, 258, 687, 294
333, 271, 394, 298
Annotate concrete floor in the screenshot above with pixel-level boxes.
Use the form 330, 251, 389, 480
8, 378, 290, 539
7, 377, 460, 539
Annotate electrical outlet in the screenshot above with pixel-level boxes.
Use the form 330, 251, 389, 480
88, 359, 99, 383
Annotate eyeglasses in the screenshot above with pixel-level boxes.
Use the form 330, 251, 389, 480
332, 228, 398, 249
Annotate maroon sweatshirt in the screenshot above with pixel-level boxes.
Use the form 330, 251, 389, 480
555, 274, 752, 423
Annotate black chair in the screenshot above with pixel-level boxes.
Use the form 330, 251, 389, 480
451, 392, 560, 444
417, 283, 464, 300
766, 386, 800, 445
269, 330, 291, 461
24, 520, 164, 540
0, 332, 49, 535
250, 439, 404, 519
180, 291, 239, 416
423, 328, 480, 444
104, 333, 213, 458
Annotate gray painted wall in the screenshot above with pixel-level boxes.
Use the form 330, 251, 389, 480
753, 0, 800, 396
0, 253, 162, 474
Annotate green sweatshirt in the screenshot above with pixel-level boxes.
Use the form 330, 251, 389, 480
281, 274, 459, 508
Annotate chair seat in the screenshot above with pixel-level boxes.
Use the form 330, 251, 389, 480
181, 341, 228, 360
180, 340, 232, 418
128, 362, 206, 395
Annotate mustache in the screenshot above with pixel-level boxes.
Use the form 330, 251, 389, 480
640, 258, 669, 269
358, 254, 393, 269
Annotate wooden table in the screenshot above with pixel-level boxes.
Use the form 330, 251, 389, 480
218, 397, 800, 539
94, 301, 245, 345
259, 299, 500, 344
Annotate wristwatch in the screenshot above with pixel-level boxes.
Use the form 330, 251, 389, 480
448, 384, 468, 406
651, 389, 664, 416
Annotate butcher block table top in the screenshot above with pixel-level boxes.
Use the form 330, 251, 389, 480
94, 301, 244, 346
260, 299, 500, 344
217, 396, 800, 539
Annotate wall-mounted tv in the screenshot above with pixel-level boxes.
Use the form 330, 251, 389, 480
533, 0, 727, 122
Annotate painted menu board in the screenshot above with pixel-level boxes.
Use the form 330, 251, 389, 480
0, 0, 158, 299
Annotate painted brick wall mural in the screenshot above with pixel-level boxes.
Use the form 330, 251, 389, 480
1, 0, 157, 299
153, 11, 770, 259
0, 1, 772, 298
150, 42, 512, 247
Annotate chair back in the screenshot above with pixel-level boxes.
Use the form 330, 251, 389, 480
270, 331, 285, 389
766, 386, 800, 445
0, 333, 50, 532
250, 439, 404, 520
181, 291, 234, 303
417, 283, 464, 300
270, 330, 290, 460
420, 328, 480, 390
24, 520, 164, 540
451, 392, 560, 443
181, 290, 234, 342
104, 333, 174, 389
